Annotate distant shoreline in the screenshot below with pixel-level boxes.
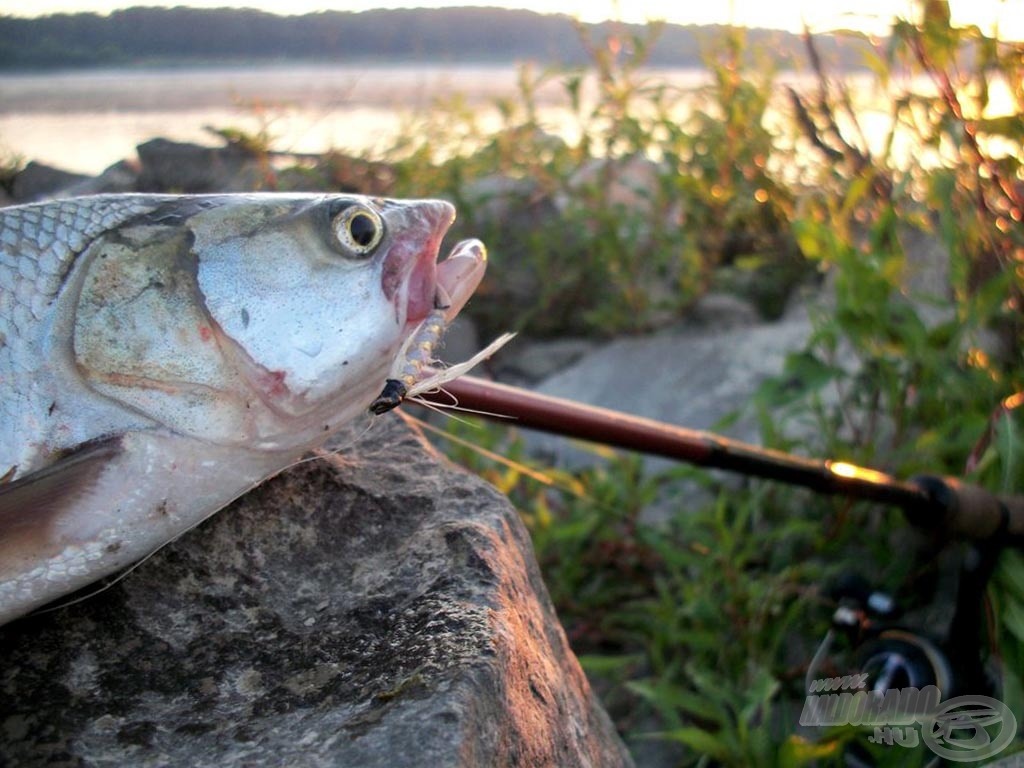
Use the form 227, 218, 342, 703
0, 64, 708, 174
0, 7, 872, 72
0, 57, 550, 76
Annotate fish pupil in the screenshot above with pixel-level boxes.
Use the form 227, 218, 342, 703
350, 213, 378, 247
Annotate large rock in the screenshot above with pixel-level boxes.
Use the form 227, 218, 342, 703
557, 155, 681, 228
273, 154, 397, 196
0, 417, 632, 768
136, 138, 268, 193
492, 337, 599, 385
11, 161, 91, 202
528, 316, 815, 469
455, 175, 565, 337
60, 159, 141, 197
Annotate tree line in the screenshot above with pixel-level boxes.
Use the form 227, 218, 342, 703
0, 6, 870, 70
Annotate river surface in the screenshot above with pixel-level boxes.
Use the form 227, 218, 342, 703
1, 63, 995, 177
0, 64, 717, 174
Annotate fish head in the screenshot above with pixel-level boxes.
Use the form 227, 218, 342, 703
71, 194, 486, 451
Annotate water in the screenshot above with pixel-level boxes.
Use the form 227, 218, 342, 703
0, 63, 714, 175
2, 63, 1005, 178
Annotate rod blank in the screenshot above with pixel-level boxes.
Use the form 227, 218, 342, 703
417, 375, 1024, 542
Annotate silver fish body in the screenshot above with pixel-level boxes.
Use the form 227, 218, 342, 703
0, 193, 487, 625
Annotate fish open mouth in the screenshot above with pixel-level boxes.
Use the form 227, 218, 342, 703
401, 236, 487, 334
380, 200, 451, 326
385, 202, 487, 329
368, 237, 488, 416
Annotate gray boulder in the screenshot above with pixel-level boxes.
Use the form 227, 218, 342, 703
558, 155, 680, 228
0, 417, 632, 768
11, 160, 91, 202
528, 316, 815, 469
493, 337, 598, 385
60, 159, 141, 197
136, 138, 268, 193
455, 174, 564, 337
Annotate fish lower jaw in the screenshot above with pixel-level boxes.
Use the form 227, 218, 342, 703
435, 238, 487, 322
395, 235, 487, 329
248, 359, 394, 452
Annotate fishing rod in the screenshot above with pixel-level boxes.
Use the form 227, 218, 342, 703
417, 375, 1024, 543
416, 375, 1024, 708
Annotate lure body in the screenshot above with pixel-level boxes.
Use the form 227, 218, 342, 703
0, 193, 487, 625
369, 238, 497, 414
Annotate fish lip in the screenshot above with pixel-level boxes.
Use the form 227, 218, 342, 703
405, 237, 488, 330
381, 201, 456, 328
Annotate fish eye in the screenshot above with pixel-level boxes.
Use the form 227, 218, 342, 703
332, 205, 384, 257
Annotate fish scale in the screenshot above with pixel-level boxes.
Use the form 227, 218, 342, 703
0, 192, 489, 626
1, 196, 161, 480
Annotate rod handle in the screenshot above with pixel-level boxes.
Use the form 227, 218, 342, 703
913, 475, 1024, 541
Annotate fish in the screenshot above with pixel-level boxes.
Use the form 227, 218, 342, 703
0, 192, 489, 626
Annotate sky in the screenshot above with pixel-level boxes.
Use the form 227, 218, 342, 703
0, 0, 1021, 39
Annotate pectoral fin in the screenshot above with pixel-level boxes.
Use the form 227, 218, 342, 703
0, 437, 125, 538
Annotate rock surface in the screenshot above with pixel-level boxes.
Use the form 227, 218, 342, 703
527, 315, 815, 469
493, 337, 598, 385
10, 160, 91, 202
456, 174, 564, 337
0, 416, 633, 768
60, 159, 143, 198
136, 138, 269, 193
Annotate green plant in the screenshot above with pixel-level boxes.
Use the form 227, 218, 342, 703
394, 4, 1024, 763
380, 23, 809, 337
768, 2, 1024, 760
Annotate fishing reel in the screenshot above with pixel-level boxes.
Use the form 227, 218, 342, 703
804, 539, 1005, 767
806, 474, 1017, 706
817, 539, 1001, 703
822, 573, 957, 698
